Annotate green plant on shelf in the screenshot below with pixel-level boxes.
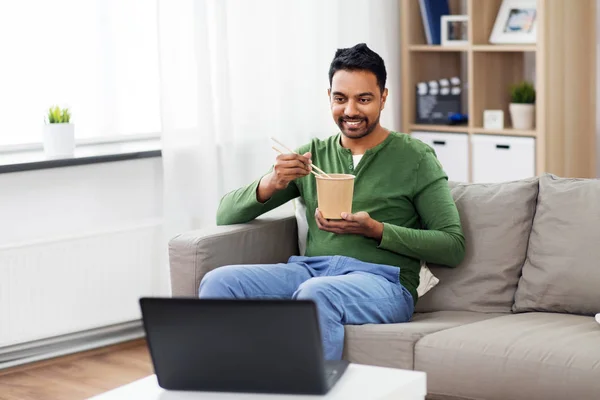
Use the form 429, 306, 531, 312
510, 82, 536, 104
45, 105, 71, 124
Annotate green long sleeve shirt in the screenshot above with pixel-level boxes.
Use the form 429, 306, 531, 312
216, 132, 466, 304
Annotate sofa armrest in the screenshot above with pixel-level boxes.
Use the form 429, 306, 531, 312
168, 209, 299, 297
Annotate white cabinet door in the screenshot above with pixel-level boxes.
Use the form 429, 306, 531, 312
411, 131, 469, 183
472, 134, 535, 183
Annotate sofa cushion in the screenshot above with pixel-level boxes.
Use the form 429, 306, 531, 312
513, 174, 600, 315
342, 311, 504, 370
414, 313, 600, 400
415, 177, 539, 313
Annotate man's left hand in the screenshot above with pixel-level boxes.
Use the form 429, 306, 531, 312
315, 209, 384, 241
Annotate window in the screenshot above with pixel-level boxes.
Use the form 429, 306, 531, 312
0, 0, 161, 146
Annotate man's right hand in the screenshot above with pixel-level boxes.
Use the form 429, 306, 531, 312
269, 152, 312, 190
257, 152, 312, 202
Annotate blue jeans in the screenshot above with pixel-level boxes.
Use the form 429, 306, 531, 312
198, 255, 414, 360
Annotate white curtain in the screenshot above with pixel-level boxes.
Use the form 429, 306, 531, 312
158, 0, 401, 244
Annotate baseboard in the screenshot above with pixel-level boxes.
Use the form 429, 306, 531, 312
0, 320, 145, 371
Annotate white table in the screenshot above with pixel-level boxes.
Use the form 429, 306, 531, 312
88, 363, 426, 400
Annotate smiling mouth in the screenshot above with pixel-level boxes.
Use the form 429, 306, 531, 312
343, 120, 365, 128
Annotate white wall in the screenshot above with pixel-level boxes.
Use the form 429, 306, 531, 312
0, 159, 163, 245
597, 0, 600, 177
0, 158, 166, 347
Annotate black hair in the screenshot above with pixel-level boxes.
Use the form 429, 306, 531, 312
328, 43, 387, 94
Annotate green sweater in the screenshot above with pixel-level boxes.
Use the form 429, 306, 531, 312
216, 132, 465, 304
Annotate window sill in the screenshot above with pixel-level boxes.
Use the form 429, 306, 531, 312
0, 139, 162, 174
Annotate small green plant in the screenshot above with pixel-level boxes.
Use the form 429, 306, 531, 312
45, 106, 71, 124
510, 81, 536, 104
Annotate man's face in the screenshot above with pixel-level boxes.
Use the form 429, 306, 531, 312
328, 69, 388, 139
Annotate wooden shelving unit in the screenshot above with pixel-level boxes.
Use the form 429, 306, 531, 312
410, 124, 469, 133
472, 45, 536, 52
409, 45, 468, 52
470, 127, 536, 137
400, 0, 597, 180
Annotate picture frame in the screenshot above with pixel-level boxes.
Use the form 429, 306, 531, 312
441, 15, 468, 46
489, 0, 537, 44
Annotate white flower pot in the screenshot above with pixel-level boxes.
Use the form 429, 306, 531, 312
509, 103, 535, 130
43, 123, 75, 158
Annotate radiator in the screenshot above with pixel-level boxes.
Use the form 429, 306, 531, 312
0, 220, 164, 348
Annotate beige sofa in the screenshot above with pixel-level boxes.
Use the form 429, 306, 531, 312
168, 173, 600, 400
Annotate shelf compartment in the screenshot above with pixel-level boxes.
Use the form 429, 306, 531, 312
405, 0, 466, 45
469, 0, 503, 45
404, 51, 468, 128
471, 51, 530, 130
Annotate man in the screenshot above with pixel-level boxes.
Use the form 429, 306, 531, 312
199, 43, 465, 361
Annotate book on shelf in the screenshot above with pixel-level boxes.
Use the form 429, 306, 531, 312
418, 0, 450, 45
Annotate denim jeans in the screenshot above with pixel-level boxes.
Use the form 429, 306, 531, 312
198, 255, 414, 360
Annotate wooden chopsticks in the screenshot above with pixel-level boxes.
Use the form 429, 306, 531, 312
270, 137, 331, 178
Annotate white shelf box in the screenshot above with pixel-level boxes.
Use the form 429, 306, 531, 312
471, 134, 535, 183
411, 131, 469, 183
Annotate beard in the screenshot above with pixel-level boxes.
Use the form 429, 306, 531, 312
337, 114, 380, 139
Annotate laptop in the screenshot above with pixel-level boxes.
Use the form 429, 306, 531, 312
139, 297, 349, 395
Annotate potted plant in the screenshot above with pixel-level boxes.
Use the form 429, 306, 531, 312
509, 81, 536, 130
43, 105, 74, 158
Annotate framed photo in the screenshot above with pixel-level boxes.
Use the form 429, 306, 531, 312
441, 15, 469, 46
489, 0, 537, 44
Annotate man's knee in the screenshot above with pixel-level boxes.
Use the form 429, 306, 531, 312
198, 265, 240, 298
293, 278, 337, 302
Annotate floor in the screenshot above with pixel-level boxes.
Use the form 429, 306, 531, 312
0, 339, 153, 400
